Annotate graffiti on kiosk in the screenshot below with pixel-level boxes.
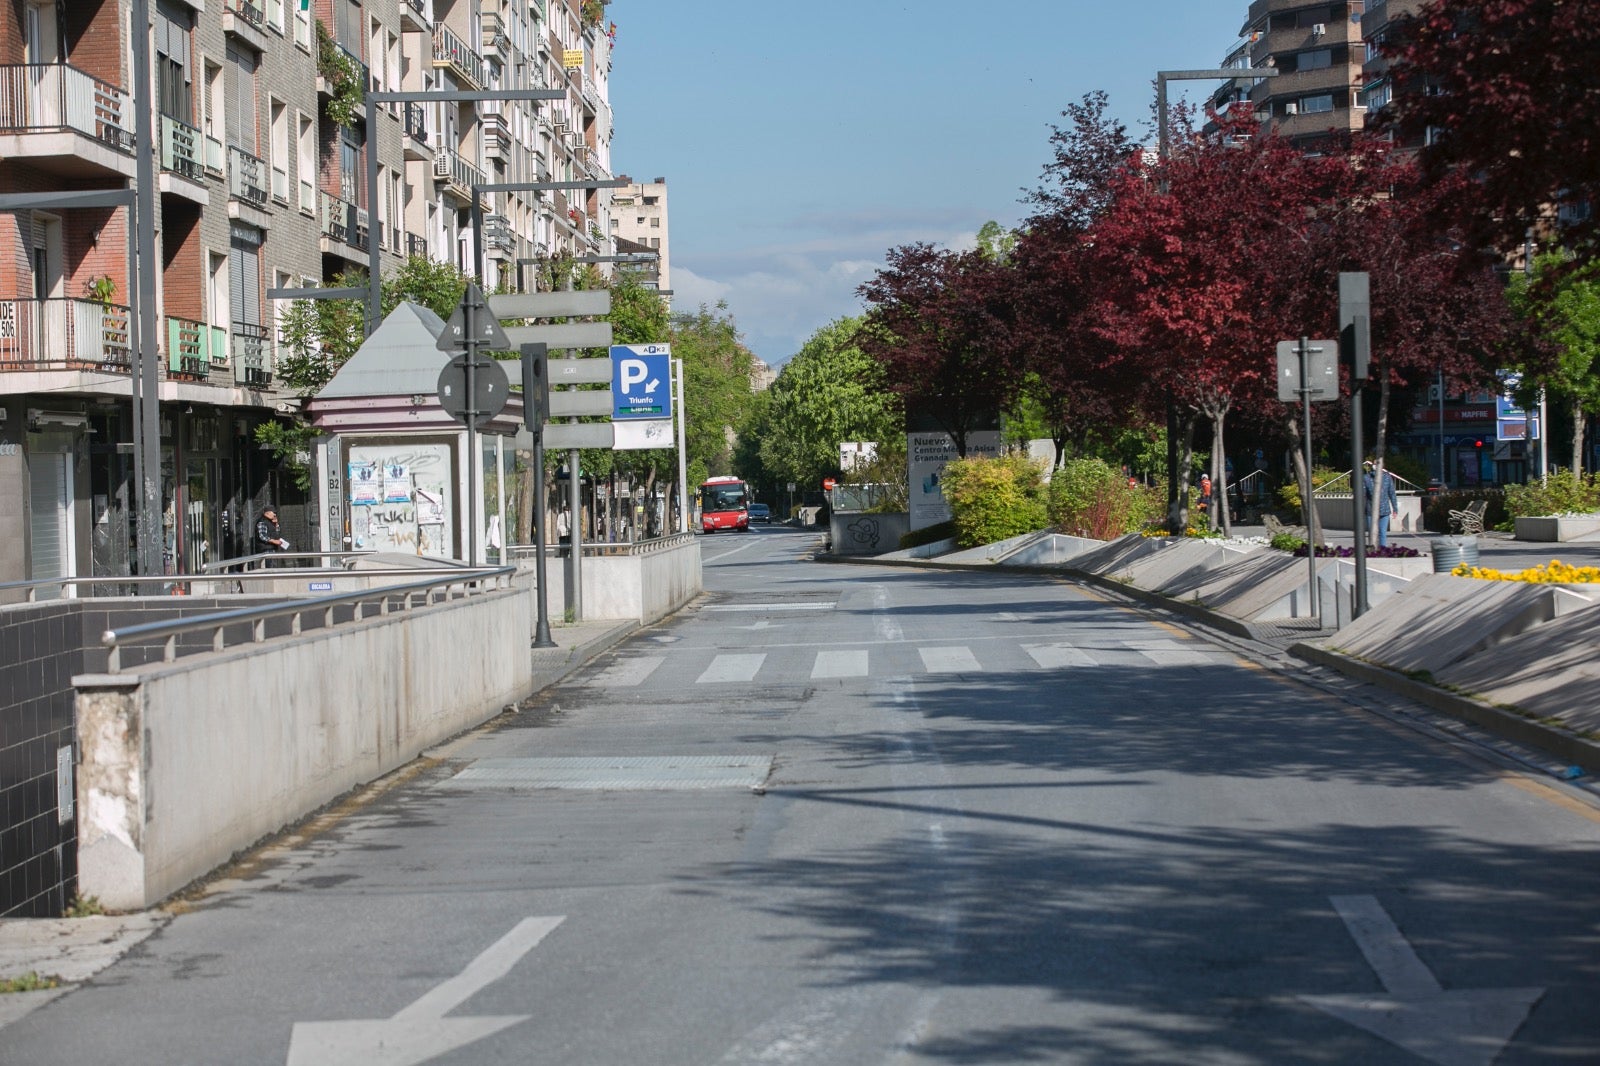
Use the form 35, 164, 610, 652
347, 443, 451, 556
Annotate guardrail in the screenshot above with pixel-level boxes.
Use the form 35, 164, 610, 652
97, 566, 514, 672
505, 531, 696, 559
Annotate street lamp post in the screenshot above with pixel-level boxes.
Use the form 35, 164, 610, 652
1155, 67, 1277, 531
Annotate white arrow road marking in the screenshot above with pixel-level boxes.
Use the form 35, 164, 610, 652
1300, 896, 1543, 1066
732, 620, 782, 630
286, 916, 565, 1066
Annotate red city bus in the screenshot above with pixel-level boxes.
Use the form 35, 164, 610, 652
698, 475, 750, 533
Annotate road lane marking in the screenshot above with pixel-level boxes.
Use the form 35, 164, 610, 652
1300, 896, 1543, 1066
590, 655, 665, 688
286, 917, 565, 1066
812, 650, 869, 679
1023, 643, 1097, 669
703, 602, 835, 612
918, 646, 981, 673
701, 539, 765, 563
698, 653, 765, 683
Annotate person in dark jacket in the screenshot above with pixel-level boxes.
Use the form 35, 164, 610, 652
255, 507, 290, 553
1362, 461, 1399, 548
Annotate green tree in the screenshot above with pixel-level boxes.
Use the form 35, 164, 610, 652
1509, 254, 1600, 472
671, 302, 756, 488
759, 317, 904, 490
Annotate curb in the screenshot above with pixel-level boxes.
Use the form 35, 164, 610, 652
1289, 641, 1600, 775
530, 620, 639, 689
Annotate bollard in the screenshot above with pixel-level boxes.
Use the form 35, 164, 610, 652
1430, 535, 1480, 574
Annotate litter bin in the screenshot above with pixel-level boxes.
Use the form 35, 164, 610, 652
1431, 535, 1480, 574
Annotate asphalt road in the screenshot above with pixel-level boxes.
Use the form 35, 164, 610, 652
6, 524, 1600, 1065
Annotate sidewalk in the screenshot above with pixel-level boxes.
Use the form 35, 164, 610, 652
0, 616, 639, 1022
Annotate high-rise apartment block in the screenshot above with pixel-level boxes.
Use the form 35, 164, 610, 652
0, 0, 617, 584
611, 175, 669, 298
1214, 1, 1368, 150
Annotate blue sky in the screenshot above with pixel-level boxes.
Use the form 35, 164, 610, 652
607, 1, 1252, 366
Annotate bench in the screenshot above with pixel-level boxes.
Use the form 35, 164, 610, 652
1449, 499, 1488, 536
1263, 513, 1307, 541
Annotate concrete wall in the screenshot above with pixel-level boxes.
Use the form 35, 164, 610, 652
1314, 495, 1424, 533
829, 511, 911, 555
523, 536, 702, 625
73, 588, 532, 910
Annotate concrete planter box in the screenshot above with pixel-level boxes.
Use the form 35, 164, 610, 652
1514, 515, 1600, 542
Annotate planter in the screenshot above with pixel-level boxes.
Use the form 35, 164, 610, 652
1513, 515, 1600, 542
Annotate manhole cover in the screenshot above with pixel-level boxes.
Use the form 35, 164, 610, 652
438, 754, 773, 791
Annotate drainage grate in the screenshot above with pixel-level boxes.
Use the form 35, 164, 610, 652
438, 754, 773, 791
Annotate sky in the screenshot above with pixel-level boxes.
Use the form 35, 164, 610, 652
606, 0, 1255, 367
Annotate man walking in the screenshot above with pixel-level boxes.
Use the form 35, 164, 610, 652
1362, 461, 1399, 548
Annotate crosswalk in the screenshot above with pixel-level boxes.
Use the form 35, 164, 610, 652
586, 638, 1229, 688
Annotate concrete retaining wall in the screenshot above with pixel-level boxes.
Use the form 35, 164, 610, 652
829, 512, 911, 556
73, 588, 533, 911
524, 536, 702, 625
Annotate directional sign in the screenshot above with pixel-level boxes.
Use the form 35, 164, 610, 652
504, 321, 613, 351
547, 358, 613, 384
1300, 896, 1543, 1066
438, 282, 512, 352
548, 389, 614, 417
488, 289, 612, 319
542, 422, 615, 449
611, 344, 671, 420
286, 917, 565, 1066
437, 354, 510, 429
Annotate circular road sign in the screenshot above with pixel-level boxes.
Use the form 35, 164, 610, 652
437, 355, 510, 429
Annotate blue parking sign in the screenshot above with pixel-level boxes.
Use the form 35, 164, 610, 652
611, 345, 672, 420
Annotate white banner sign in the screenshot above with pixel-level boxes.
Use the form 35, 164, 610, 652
908, 429, 1002, 530
613, 418, 675, 451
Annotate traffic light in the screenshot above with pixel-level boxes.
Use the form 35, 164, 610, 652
520, 342, 548, 434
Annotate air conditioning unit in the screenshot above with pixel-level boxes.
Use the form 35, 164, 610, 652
433, 153, 451, 178
1284, 102, 1298, 115
1311, 23, 1326, 36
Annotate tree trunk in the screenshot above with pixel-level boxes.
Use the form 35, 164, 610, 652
1573, 397, 1585, 474
1168, 409, 1197, 533
1367, 374, 1394, 548
515, 462, 534, 545
1286, 415, 1321, 547
1211, 407, 1231, 538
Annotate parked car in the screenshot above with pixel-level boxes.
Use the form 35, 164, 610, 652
748, 503, 772, 524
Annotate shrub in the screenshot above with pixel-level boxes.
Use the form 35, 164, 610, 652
1277, 466, 1347, 514
1455, 559, 1600, 583
1291, 543, 1422, 558
1422, 490, 1507, 533
1501, 471, 1600, 519
1047, 458, 1156, 539
941, 453, 1048, 548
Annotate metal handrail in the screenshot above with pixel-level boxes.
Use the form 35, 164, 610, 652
1312, 468, 1424, 498
99, 566, 515, 672
504, 531, 696, 559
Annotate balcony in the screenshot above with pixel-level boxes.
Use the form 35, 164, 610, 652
433, 146, 485, 203
482, 112, 510, 161
0, 63, 135, 177
406, 232, 428, 259
481, 12, 509, 63
231, 321, 272, 388
403, 101, 430, 160
160, 115, 204, 183
223, 0, 269, 51
320, 190, 369, 253
0, 297, 132, 373
483, 214, 513, 255
432, 24, 487, 90
165, 316, 208, 379
203, 133, 225, 177
399, 0, 430, 33
228, 144, 269, 209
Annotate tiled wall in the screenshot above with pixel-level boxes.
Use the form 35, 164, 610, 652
0, 603, 83, 917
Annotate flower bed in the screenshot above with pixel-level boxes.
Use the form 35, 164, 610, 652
1290, 543, 1422, 559
1453, 560, 1600, 583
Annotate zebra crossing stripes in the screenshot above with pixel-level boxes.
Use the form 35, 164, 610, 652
696, 653, 766, 684
588, 639, 1224, 688
811, 650, 869, 679
918, 646, 983, 673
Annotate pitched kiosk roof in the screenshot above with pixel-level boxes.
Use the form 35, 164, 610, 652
315, 301, 450, 399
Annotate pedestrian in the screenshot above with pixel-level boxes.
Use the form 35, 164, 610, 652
556, 505, 571, 552
255, 507, 290, 553
1197, 473, 1212, 518
1363, 460, 1399, 548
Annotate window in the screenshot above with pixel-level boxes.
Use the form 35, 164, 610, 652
1297, 49, 1332, 71
224, 45, 256, 150
1299, 94, 1335, 114
649, 217, 659, 228
296, 112, 315, 212
269, 98, 289, 202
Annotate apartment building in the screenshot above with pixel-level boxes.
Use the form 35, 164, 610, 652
1218, 0, 1367, 150
1357, 0, 1425, 147
0, 0, 615, 587
611, 174, 669, 298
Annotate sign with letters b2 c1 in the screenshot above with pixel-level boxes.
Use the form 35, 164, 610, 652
610, 345, 672, 420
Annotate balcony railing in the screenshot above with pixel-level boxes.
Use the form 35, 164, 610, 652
400, 0, 430, 31
228, 144, 269, 208
0, 297, 132, 371
165, 316, 208, 378
404, 100, 428, 143
203, 133, 225, 176
0, 63, 133, 153
320, 190, 369, 250
483, 214, 513, 252
231, 320, 272, 387
432, 24, 486, 90
160, 114, 204, 182
432, 146, 485, 199
271, 163, 290, 203
406, 232, 428, 259
228, 0, 265, 30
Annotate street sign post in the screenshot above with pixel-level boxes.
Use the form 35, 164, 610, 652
436, 282, 511, 565
436, 354, 509, 428
1278, 336, 1337, 620
610, 344, 672, 420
